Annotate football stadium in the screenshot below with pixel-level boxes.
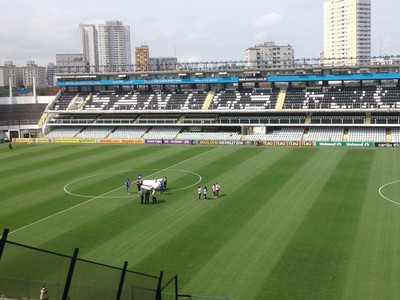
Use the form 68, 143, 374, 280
2, 64, 400, 299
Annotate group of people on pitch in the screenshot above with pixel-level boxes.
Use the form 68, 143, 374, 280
139, 187, 157, 204
198, 183, 220, 200
126, 173, 168, 204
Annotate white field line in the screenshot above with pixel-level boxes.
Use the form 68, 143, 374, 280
9, 185, 124, 235
9, 147, 217, 235
378, 180, 400, 206
63, 169, 202, 198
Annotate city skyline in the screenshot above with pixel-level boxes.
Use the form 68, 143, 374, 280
0, 0, 398, 67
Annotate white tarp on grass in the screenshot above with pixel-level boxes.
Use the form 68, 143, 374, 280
141, 178, 163, 190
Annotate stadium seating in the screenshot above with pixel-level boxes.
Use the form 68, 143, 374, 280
49, 92, 78, 110
371, 113, 400, 124
305, 127, 344, 142
245, 127, 304, 142
108, 127, 148, 139
75, 127, 114, 138
45, 127, 83, 138
0, 104, 47, 126
390, 128, 400, 143
209, 89, 279, 110
143, 127, 182, 140
347, 127, 386, 142
178, 131, 242, 141
310, 113, 365, 124
18, 83, 400, 144
284, 85, 400, 109
219, 114, 306, 124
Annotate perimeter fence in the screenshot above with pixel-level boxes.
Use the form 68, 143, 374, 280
0, 229, 236, 300
0, 229, 162, 300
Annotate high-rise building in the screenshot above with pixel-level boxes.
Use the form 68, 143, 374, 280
135, 45, 150, 72
0, 67, 9, 87
323, 0, 371, 66
244, 41, 294, 68
98, 21, 132, 72
77, 24, 99, 72
21, 61, 47, 88
4, 61, 23, 87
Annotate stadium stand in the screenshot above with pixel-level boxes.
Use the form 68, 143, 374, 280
0, 104, 47, 126
305, 127, 345, 142
390, 128, 400, 143
244, 127, 304, 142
347, 127, 387, 142
45, 127, 84, 138
310, 113, 365, 124
49, 91, 78, 110
75, 127, 114, 138
209, 89, 279, 110
284, 85, 400, 109
371, 112, 400, 124
5, 66, 400, 145
178, 131, 242, 141
143, 126, 182, 140
108, 127, 148, 139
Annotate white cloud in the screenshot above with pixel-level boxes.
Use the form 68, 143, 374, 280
254, 13, 283, 27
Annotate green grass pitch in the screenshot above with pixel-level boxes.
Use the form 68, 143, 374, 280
1, 143, 400, 299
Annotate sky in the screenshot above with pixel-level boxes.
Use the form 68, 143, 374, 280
0, 0, 398, 67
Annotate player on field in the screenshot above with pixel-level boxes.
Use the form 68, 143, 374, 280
212, 184, 217, 198
125, 179, 131, 194
151, 188, 157, 204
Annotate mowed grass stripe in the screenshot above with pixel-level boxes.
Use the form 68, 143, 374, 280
257, 149, 375, 299
0, 144, 97, 177
183, 148, 346, 299
342, 149, 400, 300
5, 145, 400, 300
69, 147, 268, 264
132, 149, 318, 284
0, 144, 81, 167
2, 145, 215, 235
5, 145, 218, 245
0, 144, 165, 197
0, 145, 165, 227
0, 144, 198, 207
1, 145, 223, 278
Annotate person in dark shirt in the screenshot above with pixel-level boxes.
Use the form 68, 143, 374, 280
151, 188, 157, 204
163, 176, 167, 189
145, 189, 150, 204
139, 188, 144, 204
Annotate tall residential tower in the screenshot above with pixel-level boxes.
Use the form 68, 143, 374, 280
323, 0, 371, 66
98, 21, 132, 72
77, 24, 99, 72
